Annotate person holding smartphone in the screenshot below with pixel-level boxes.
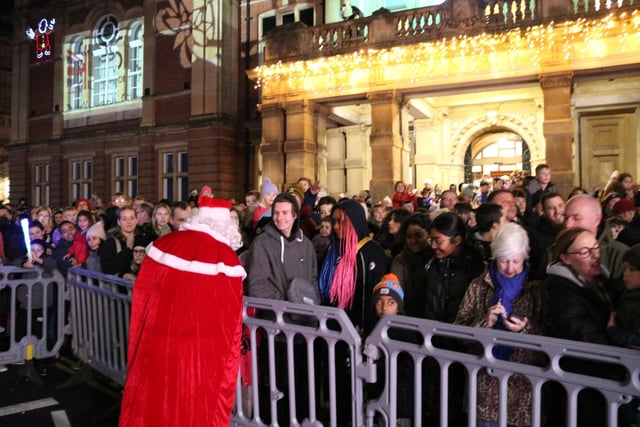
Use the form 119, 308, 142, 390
455, 222, 547, 427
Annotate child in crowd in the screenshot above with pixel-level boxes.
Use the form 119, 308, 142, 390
84, 221, 106, 272
366, 273, 412, 427
312, 217, 332, 264
123, 235, 152, 281
607, 216, 628, 241
67, 210, 94, 266
13, 239, 59, 347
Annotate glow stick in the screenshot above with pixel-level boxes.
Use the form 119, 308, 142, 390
20, 218, 32, 262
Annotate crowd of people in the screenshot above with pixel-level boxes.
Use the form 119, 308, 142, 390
0, 165, 639, 426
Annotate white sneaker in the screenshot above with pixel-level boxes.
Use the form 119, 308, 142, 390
0, 364, 7, 373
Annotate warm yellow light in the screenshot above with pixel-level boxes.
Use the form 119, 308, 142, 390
252, 11, 640, 92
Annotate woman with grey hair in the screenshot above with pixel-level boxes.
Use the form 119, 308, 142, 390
455, 222, 546, 427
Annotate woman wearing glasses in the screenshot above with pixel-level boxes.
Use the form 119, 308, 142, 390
420, 212, 485, 426
545, 228, 617, 427
545, 227, 613, 344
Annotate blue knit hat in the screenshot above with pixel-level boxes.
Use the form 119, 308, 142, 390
372, 273, 404, 313
261, 178, 279, 197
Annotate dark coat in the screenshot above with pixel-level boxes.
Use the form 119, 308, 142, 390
421, 248, 485, 323
545, 262, 612, 345
390, 246, 432, 317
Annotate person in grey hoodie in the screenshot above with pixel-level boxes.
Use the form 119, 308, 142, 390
246, 192, 318, 301
245, 192, 318, 425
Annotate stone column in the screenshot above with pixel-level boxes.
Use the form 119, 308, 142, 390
413, 117, 444, 186
326, 128, 346, 196
539, 72, 574, 195
368, 90, 403, 202
344, 125, 371, 198
283, 100, 317, 185
315, 105, 329, 187
259, 103, 285, 187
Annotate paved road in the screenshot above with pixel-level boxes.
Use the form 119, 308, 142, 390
0, 354, 121, 427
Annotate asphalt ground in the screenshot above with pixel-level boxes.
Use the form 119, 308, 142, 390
0, 348, 122, 427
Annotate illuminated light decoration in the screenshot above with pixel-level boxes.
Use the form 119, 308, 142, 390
155, 0, 220, 69
26, 18, 56, 64
252, 11, 640, 97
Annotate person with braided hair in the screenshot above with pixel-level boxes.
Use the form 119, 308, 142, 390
319, 198, 388, 336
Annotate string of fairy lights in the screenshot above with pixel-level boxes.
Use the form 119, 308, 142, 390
252, 10, 640, 93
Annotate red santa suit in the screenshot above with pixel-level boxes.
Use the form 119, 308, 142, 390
119, 198, 246, 427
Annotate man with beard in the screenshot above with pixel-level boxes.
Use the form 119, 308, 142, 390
529, 192, 565, 277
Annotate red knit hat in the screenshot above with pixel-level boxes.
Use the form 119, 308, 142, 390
612, 198, 636, 215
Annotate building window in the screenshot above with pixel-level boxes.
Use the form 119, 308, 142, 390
161, 151, 188, 203
114, 155, 138, 197
33, 164, 50, 207
68, 37, 85, 109
71, 159, 93, 201
91, 15, 119, 107
127, 23, 143, 101
65, 15, 143, 111
260, 5, 315, 39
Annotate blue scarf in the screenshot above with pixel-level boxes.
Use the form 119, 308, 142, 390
489, 261, 527, 360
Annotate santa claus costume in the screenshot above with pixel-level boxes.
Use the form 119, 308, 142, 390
119, 197, 246, 427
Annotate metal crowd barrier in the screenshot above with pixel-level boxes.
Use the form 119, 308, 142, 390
0, 266, 65, 367
61, 269, 640, 426
66, 267, 133, 387
365, 315, 640, 427
231, 296, 372, 427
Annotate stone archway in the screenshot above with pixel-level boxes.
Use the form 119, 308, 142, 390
450, 113, 544, 167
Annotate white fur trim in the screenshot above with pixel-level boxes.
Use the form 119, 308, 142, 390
146, 243, 247, 279
179, 223, 231, 246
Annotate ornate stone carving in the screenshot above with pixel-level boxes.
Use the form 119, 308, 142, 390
539, 73, 574, 89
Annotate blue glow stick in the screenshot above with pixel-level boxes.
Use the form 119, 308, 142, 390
20, 217, 32, 262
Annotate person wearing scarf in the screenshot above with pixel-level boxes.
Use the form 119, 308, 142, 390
455, 223, 546, 427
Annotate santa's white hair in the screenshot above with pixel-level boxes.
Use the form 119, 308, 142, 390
180, 199, 243, 251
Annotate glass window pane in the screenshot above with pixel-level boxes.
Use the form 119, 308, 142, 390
129, 180, 137, 198
129, 156, 138, 176
116, 157, 124, 176
73, 162, 81, 180
164, 153, 174, 174
179, 152, 188, 173
85, 161, 92, 179
179, 177, 189, 202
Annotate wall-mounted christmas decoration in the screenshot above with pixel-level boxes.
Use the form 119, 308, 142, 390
26, 18, 56, 63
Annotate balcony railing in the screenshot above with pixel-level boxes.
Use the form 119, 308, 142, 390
263, 0, 640, 64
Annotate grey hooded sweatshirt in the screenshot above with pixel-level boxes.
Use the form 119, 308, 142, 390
246, 221, 318, 301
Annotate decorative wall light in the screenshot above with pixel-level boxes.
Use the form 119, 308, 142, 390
26, 18, 56, 63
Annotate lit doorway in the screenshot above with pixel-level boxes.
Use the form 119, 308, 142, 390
464, 131, 531, 184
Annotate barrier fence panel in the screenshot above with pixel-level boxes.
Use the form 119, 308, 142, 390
60, 269, 640, 427
364, 315, 640, 427
231, 296, 373, 427
0, 266, 65, 366
67, 267, 133, 387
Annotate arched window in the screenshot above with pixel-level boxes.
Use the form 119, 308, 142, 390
68, 37, 84, 110
91, 15, 120, 106
127, 22, 143, 101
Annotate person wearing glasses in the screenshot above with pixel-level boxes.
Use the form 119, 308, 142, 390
545, 227, 613, 344
537, 194, 628, 289
544, 227, 617, 427
420, 212, 485, 426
